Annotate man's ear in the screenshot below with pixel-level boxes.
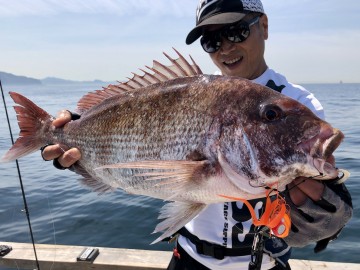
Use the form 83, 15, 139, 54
260, 14, 269, 40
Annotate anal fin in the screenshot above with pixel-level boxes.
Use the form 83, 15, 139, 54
151, 201, 206, 244
73, 164, 115, 194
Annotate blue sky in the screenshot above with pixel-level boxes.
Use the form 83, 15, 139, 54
0, 0, 359, 83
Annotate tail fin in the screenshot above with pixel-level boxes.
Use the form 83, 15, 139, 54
1, 92, 53, 162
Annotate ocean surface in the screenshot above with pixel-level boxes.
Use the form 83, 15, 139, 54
0, 82, 359, 269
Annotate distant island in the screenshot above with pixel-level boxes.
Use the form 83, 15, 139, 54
0, 71, 41, 85
0, 71, 108, 86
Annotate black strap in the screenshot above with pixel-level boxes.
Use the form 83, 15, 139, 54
178, 227, 252, 260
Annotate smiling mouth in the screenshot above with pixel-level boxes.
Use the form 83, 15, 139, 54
223, 56, 243, 66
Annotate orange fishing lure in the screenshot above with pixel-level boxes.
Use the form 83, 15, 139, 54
219, 190, 291, 238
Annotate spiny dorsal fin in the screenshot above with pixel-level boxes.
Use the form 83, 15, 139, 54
76, 48, 203, 113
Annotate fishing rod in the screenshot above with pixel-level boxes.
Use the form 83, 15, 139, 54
0, 79, 41, 270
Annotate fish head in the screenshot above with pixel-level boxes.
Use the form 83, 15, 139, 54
215, 79, 343, 195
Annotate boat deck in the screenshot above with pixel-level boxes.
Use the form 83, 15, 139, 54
0, 241, 359, 270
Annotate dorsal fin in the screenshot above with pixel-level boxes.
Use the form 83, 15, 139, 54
76, 48, 203, 114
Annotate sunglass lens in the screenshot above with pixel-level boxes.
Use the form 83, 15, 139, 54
200, 18, 256, 53
200, 34, 221, 53
225, 24, 250, 43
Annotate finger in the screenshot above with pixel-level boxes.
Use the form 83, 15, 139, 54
52, 110, 72, 127
57, 148, 82, 168
42, 144, 66, 161
288, 182, 308, 206
292, 177, 324, 202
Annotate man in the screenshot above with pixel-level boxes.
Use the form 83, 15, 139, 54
165, 1, 352, 270
42, 0, 352, 269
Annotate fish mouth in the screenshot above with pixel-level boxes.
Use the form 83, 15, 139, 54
298, 126, 344, 179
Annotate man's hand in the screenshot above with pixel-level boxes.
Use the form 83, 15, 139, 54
41, 110, 81, 168
288, 178, 324, 206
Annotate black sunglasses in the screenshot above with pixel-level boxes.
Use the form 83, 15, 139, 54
200, 16, 261, 53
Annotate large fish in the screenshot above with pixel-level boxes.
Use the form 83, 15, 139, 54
1, 49, 343, 242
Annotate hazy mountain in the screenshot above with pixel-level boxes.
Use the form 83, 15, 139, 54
41, 77, 106, 85
0, 71, 42, 85
0, 71, 107, 86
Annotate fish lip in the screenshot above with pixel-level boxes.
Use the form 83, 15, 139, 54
298, 126, 343, 159
321, 128, 344, 159
299, 126, 344, 178
311, 158, 339, 179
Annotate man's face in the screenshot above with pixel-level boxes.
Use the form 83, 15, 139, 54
205, 14, 269, 79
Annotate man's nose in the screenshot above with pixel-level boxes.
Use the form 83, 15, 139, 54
219, 36, 235, 54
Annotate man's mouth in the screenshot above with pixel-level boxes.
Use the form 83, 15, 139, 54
223, 56, 243, 66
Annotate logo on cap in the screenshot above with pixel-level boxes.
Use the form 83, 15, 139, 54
196, 0, 218, 22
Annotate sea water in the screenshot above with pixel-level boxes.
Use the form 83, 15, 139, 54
0, 83, 359, 268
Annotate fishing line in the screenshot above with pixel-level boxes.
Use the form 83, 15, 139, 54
0, 79, 41, 270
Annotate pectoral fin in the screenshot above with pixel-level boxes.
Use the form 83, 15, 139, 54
96, 160, 209, 200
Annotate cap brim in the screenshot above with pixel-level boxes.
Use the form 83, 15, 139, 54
186, 12, 247, 45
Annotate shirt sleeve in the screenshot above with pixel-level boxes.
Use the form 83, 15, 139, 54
282, 83, 325, 120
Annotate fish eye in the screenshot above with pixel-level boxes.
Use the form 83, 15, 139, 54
261, 105, 283, 122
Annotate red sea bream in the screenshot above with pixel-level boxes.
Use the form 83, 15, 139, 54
1, 49, 344, 242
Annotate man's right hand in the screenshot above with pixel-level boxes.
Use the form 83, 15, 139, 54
41, 110, 81, 168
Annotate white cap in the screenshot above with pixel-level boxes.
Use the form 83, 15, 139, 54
186, 0, 265, 44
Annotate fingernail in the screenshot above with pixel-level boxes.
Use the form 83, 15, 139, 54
57, 110, 68, 118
